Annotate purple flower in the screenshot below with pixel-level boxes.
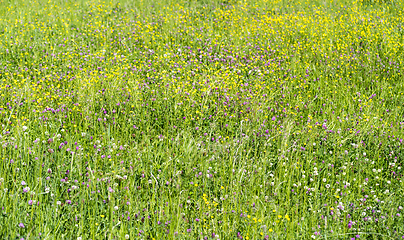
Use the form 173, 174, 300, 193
28, 200, 33, 205
19, 223, 25, 228
195, 218, 200, 222
187, 228, 192, 233
21, 181, 26, 186
66, 200, 71, 204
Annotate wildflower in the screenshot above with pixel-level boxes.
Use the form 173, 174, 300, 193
19, 223, 25, 228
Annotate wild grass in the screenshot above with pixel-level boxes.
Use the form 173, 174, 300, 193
0, 0, 403, 239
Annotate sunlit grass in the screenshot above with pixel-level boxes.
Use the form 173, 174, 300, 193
0, 0, 403, 239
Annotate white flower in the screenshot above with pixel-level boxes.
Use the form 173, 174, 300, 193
326, 184, 330, 188
57, 201, 61, 205
114, 206, 119, 211
125, 234, 129, 239
22, 126, 28, 131
323, 178, 326, 182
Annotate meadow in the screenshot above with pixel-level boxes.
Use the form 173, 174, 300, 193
0, 0, 403, 239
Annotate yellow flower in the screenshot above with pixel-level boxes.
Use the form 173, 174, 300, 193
195, 184, 198, 187
221, 186, 224, 189
101, 215, 105, 218
273, 210, 276, 213
278, 215, 282, 218
269, 228, 273, 232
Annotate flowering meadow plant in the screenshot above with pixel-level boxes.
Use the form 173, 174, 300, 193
0, 0, 403, 239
